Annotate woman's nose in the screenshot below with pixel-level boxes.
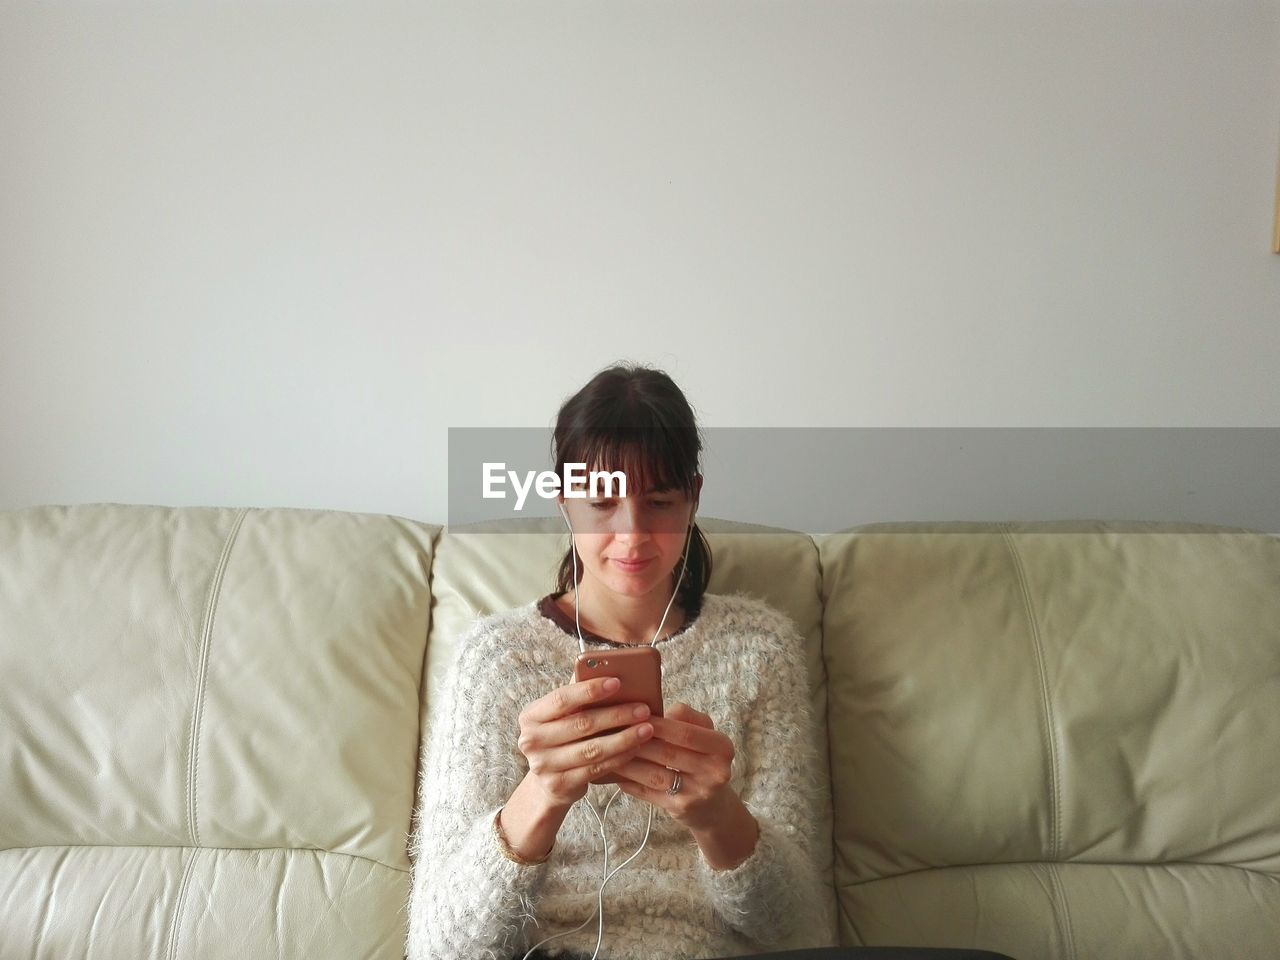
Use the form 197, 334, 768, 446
610, 500, 651, 538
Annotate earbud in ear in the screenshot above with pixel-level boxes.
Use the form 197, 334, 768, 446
556, 500, 575, 537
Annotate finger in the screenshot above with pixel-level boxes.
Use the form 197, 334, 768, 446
613, 778, 664, 807
664, 702, 692, 722
647, 716, 733, 758
523, 676, 619, 724
537, 718, 653, 774
536, 701, 652, 749
666, 702, 715, 729
631, 736, 705, 776
614, 756, 687, 795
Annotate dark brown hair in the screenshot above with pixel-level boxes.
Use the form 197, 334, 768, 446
551, 363, 712, 618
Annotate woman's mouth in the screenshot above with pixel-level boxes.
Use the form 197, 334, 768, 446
612, 557, 654, 572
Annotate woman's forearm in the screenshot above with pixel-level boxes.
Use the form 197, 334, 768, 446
498, 771, 574, 862
688, 789, 760, 870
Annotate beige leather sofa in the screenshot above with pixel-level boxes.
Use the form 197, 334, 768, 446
2, 504, 1278, 959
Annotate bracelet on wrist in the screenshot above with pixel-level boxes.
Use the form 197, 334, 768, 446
493, 807, 553, 866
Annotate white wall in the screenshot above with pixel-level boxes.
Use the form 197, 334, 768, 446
2, 1, 1278, 526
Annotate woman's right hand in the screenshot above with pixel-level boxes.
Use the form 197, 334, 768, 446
516, 676, 654, 808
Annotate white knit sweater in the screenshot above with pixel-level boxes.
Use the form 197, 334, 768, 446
405, 591, 834, 960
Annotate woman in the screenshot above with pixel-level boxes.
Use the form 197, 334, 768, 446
406, 364, 833, 960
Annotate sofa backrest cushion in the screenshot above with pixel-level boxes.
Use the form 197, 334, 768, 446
0, 504, 437, 959
819, 520, 1280, 960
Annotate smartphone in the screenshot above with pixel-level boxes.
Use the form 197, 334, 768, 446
572, 646, 664, 784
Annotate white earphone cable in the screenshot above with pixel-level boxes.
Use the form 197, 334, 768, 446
519, 501, 694, 960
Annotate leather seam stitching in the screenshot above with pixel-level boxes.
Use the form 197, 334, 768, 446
185, 507, 250, 848
1047, 861, 1078, 960
2, 842, 409, 874
1002, 525, 1063, 860
164, 847, 198, 960
837, 858, 1280, 888
835, 895, 867, 947
811, 533, 840, 940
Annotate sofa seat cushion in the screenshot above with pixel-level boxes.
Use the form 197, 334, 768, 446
0, 845, 407, 958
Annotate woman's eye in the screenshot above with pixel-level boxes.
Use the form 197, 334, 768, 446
587, 499, 672, 510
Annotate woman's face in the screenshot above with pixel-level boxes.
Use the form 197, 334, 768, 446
558, 469, 701, 602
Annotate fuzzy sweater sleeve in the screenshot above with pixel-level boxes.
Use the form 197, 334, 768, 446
405, 622, 548, 960
693, 614, 833, 949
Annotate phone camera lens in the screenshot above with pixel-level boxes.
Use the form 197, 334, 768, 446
587, 658, 598, 668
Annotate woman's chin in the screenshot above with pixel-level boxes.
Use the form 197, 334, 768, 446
601, 569, 672, 598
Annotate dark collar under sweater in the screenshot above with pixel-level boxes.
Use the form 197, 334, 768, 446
536, 592, 699, 648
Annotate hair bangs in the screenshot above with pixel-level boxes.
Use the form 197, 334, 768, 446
569, 427, 694, 499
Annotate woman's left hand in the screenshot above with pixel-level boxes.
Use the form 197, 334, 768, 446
611, 702, 738, 832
